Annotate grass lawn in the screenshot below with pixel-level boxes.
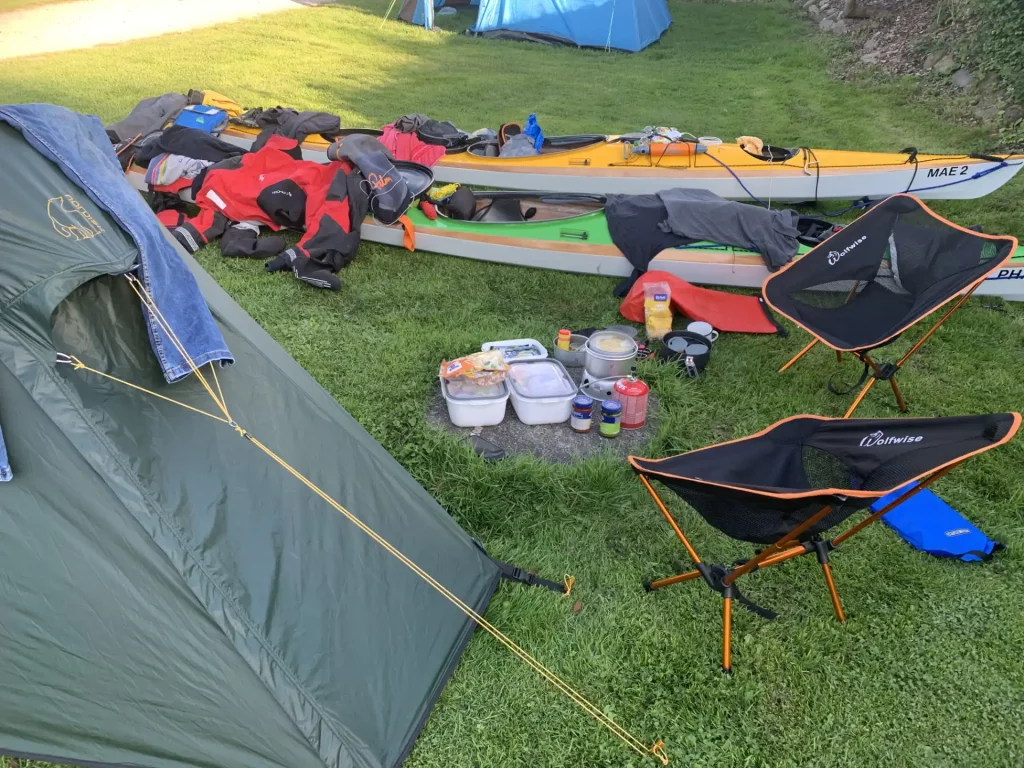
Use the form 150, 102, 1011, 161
0, 0, 74, 11
2, 1, 1024, 767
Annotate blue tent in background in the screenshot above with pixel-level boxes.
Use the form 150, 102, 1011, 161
397, 0, 671, 52
470, 0, 671, 52
399, 0, 477, 30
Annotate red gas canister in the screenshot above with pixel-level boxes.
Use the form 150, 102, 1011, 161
613, 371, 649, 430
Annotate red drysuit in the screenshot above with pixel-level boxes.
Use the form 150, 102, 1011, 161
171, 134, 369, 274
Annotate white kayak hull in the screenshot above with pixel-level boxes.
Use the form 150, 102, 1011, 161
360, 221, 1024, 302
429, 159, 1023, 200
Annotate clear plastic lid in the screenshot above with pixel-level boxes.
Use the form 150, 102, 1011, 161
507, 360, 576, 399
442, 377, 508, 400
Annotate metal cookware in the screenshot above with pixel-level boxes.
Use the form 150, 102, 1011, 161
660, 330, 712, 378
584, 330, 638, 379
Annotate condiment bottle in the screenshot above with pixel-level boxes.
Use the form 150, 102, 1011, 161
556, 329, 572, 351
570, 395, 594, 433
599, 400, 622, 439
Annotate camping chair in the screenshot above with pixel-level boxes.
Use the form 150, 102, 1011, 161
763, 195, 1017, 417
630, 412, 1020, 672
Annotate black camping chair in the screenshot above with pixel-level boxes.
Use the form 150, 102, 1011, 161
763, 195, 1017, 417
630, 412, 1020, 672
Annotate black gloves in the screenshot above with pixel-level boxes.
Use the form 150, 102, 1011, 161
265, 247, 340, 291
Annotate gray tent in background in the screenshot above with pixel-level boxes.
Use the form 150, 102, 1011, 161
0, 121, 507, 768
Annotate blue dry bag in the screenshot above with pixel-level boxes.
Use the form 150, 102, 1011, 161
874, 482, 1003, 562
173, 105, 229, 136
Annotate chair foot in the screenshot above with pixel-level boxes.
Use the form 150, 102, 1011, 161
722, 594, 732, 673
821, 562, 846, 623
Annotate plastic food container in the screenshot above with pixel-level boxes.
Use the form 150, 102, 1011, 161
507, 358, 577, 425
481, 338, 548, 363
441, 377, 509, 428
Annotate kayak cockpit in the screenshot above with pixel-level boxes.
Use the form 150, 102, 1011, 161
436, 191, 606, 224
463, 134, 608, 158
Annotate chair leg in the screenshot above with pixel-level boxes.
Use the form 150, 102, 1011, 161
722, 591, 733, 674
836, 350, 843, 364
644, 570, 702, 592
820, 562, 846, 623
844, 375, 878, 418
778, 338, 818, 373
888, 375, 908, 412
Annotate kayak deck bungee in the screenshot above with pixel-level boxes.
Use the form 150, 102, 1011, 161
124, 168, 1024, 301
216, 123, 1024, 201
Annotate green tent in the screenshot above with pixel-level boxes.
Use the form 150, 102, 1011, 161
0, 121, 503, 768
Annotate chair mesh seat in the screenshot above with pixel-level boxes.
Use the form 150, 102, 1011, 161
763, 195, 1017, 352
630, 414, 1020, 545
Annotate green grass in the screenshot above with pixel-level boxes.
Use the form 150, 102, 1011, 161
2, 1, 1024, 767
0, 0, 75, 12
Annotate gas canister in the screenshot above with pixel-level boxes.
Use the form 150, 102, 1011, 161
613, 369, 649, 430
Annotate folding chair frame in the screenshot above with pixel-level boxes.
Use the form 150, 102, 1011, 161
638, 461, 961, 673
777, 283, 981, 418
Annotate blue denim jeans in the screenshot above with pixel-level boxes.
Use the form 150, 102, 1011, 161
0, 104, 234, 481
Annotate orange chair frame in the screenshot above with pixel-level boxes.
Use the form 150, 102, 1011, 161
638, 461, 961, 673
777, 284, 981, 418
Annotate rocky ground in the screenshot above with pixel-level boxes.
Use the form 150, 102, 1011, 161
796, 0, 1022, 128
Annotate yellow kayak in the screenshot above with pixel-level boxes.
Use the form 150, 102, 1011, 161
217, 124, 1023, 201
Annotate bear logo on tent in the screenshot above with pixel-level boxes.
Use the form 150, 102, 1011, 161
47, 193, 104, 241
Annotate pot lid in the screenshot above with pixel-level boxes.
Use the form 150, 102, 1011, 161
586, 330, 638, 359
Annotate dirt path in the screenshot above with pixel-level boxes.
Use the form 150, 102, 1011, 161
0, 0, 322, 60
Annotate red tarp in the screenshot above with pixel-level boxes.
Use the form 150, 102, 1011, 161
618, 271, 779, 334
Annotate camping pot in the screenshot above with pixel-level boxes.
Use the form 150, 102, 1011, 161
584, 330, 638, 379
660, 331, 712, 378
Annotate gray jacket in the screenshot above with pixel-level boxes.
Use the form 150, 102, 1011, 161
657, 188, 799, 271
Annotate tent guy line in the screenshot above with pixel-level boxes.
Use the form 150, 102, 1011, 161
57, 271, 670, 767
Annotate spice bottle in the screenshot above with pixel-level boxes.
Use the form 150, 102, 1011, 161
556, 329, 572, 351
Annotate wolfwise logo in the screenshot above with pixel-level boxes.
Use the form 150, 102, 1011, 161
859, 429, 924, 447
827, 235, 867, 266
47, 194, 104, 241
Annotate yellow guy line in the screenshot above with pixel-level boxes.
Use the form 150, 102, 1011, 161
58, 274, 669, 765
